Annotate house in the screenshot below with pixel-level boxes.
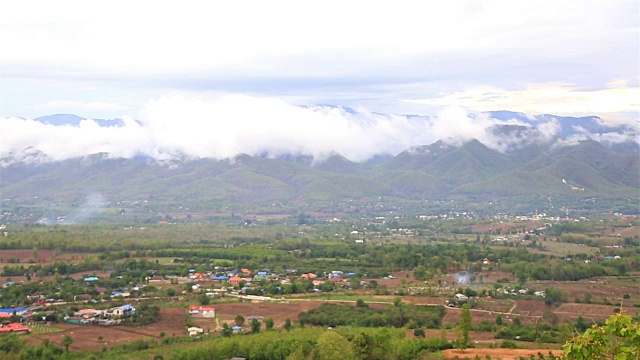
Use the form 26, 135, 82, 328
74, 309, 101, 319
229, 276, 242, 284
190, 272, 207, 280
111, 291, 130, 298
211, 275, 229, 281
189, 305, 216, 318
454, 293, 468, 301
110, 304, 136, 318
84, 276, 99, 282
0, 323, 29, 334
300, 273, 317, 279
0, 307, 27, 317
188, 326, 204, 336
148, 275, 167, 283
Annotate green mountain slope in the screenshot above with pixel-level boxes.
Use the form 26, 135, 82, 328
1, 139, 638, 212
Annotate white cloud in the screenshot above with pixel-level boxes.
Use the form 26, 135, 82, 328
1, 94, 568, 164
405, 83, 640, 122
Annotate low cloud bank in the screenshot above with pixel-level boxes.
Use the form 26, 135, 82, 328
1, 94, 635, 165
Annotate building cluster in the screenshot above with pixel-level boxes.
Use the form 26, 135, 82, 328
64, 304, 136, 325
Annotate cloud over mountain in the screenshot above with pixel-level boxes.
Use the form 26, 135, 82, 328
1, 94, 637, 165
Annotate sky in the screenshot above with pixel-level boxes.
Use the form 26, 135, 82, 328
1, 0, 639, 162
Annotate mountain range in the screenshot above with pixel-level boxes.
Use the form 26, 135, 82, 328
1, 111, 639, 219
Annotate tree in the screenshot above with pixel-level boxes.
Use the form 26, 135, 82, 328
62, 335, 73, 352
414, 265, 426, 280
0, 333, 25, 354
496, 314, 503, 325
352, 332, 372, 360
355, 299, 368, 308
284, 318, 292, 331
459, 303, 472, 350
563, 313, 639, 359
545, 287, 563, 306
314, 331, 355, 360
250, 318, 261, 334
221, 323, 233, 337
235, 315, 245, 327
265, 317, 274, 330
198, 292, 210, 305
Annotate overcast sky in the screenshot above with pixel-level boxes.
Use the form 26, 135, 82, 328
2, 0, 638, 119
0, 1, 638, 162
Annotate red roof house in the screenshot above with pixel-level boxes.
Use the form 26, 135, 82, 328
188, 305, 216, 318
0, 323, 29, 334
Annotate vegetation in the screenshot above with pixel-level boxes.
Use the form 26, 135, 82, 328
458, 303, 471, 350
298, 303, 445, 329
562, 313, 639, 360
0, 212, 635, 359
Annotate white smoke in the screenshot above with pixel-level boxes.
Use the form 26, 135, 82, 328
0, 94, 571, 165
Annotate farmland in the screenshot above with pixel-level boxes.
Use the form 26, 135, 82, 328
0, 215, 637, 359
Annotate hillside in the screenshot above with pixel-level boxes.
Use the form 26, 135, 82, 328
2, 138, 638, 222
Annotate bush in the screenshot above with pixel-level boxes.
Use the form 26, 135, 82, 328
501, 340, 519, 348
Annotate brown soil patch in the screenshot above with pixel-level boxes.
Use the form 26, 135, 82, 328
535, 278, 640, 306
212, 300, 328, 329
0, 250, 90, 265
27, 307, 187, 351
512, 299, 551, 317
610, 226, 638, 237
443, 348, 563, 360
374, 271, 415, 288
553, 303, 635, 324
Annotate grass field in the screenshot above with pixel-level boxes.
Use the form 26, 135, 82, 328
29, 323, 64, 334
537, 241, 600, 256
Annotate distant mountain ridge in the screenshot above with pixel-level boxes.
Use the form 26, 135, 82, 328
2, 139, 638, 211
2, 110, 638, 217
